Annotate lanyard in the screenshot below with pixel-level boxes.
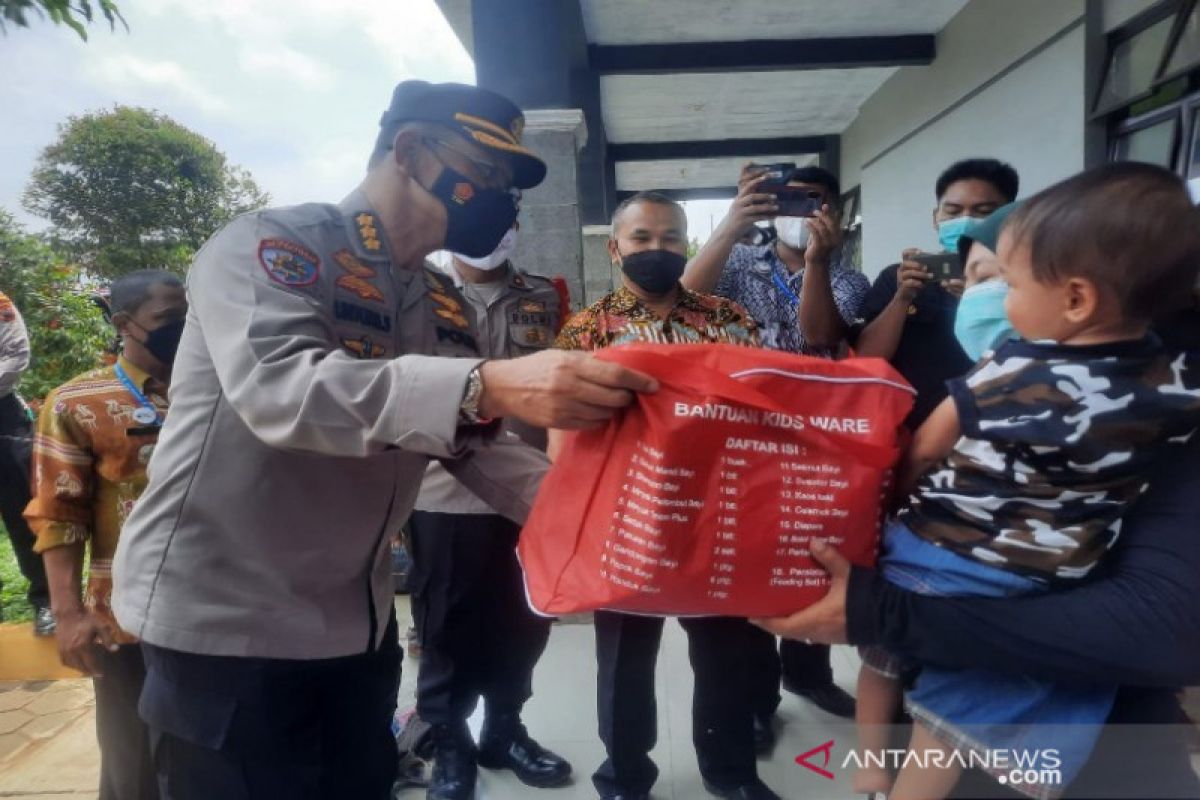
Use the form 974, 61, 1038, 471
770, 269, 802, 306
113, 363, 163, 426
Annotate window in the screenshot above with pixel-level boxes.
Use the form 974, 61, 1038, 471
1095, 15, 1177, 113
1164, 3, 1200, 78
1113, 115, 1180, 166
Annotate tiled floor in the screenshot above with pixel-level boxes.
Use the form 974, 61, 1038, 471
392, 597, 869, 800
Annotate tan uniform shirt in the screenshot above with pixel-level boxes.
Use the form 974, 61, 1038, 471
415, 261, 562, 514
111, 190, 549, 659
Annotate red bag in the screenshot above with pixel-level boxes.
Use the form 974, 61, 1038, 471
518, 343, 914, 617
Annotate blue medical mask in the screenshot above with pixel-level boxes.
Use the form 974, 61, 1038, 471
938, 216, 974, 254
953, 280, 1015, 361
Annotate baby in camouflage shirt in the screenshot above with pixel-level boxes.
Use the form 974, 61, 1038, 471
855, 163, 1200, 800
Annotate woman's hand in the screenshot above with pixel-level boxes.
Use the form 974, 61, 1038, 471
751, 540, 852, 644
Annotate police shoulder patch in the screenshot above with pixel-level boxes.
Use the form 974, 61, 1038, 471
259, 239, 320, 287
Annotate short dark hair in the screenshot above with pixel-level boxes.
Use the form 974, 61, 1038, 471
110, 270, 183, 315
789, 165, 841, 204
611, 191, 685, 235
1002, 162, 1200, 322
935, 158, 1019, 203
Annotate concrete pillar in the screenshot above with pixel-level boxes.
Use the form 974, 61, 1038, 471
581, 224, 618, 306
512, 109, 588, 305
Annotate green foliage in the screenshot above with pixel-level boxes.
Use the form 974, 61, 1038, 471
687, 236, 701, 259
0, 523, 34, 623
0, 0, 125, 40
0, 210, 111, 403
23, 106, 269, 280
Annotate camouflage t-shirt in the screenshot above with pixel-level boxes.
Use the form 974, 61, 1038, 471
901, 336, 1200, 582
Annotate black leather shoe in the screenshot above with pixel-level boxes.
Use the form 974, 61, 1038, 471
702, 777, 782, 799
427, 725, 477, 800
477, 716, 571, 788
752, 712, 776, 755
784, 680, 856, 718
33, 606, 56, 637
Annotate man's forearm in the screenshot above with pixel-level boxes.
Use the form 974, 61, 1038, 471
42, 543, 86, 615
682, 224, 739, 294
798, 263, 845, 349
855, 298, 909, 359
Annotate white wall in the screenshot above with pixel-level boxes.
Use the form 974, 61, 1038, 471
840, 0, 1088, 277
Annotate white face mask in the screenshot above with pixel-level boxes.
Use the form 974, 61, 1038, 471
454, 226, 519, 271
775, 216, 810, 250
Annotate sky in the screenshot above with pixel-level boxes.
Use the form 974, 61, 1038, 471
0, 0, 730, 243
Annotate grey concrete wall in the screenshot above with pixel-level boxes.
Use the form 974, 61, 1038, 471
581, 224, 618, 307
510, 109, 588, 302
839, 0, 1088, 277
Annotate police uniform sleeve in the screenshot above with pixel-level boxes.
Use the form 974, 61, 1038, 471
438, 431, 550, 524
188, 214, 477, 458
0, 293, 31, 398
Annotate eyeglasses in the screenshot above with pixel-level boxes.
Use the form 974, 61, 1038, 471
425, 137, 512, 190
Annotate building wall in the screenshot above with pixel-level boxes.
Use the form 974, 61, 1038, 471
840, 0, 1089, 277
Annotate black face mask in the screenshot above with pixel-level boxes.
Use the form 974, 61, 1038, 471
619, 248, 687, 296
136, 318, 185, 366
425, 158, 520, 258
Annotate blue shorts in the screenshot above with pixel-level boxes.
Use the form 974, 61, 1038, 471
870, 521, 1115, 797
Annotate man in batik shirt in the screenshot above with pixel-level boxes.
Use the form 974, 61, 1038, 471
553, 192, 781, 800
25, 270, 186, 800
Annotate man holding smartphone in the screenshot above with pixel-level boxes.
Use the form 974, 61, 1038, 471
854, 158, 1018, 429
683, 164, 869, 739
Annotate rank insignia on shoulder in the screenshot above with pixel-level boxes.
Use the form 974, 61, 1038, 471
334, 250, 385, 303
424, 271, 446, 292
259, 239, 320, 287
519, 299, 545, 314
355, 213, 382, 252
342, 336, 386, 359
511, 273, 527, 288
430, 292, 463, 314
434, 307, 470, 329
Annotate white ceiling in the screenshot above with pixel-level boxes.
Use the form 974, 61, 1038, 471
616, 154, 818, 192
601, 68, 896, 144
581, 0, 970, 44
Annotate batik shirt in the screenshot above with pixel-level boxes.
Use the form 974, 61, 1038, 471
901, 336, 1200, 582
24, 357, 168, 640
714, 243, 868, 353
555, 285, 760, 351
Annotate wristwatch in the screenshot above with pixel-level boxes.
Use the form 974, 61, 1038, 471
458, 364, 491, 425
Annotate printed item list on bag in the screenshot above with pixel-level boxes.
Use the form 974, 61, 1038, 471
599, 401, 869, 602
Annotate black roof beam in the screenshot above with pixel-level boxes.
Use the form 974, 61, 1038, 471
609, 136, 827, 162
591, 35, 935, 74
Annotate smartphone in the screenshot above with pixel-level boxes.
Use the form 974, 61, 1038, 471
911, 252, 964, 281
753, 162, 824, 217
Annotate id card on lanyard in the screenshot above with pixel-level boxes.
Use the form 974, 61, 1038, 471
113, 363, 163, 426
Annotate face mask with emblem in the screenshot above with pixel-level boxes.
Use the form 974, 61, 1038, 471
454, 226, 519, 271
423, 147, 520, 259
953, 279, 1016, 361
618, 248, 687, 296
775, 216, 811, 250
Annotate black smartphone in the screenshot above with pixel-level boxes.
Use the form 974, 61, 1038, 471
754, 162, 824, 217
911, 252, 964, 281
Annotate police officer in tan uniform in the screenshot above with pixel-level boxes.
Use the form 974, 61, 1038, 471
111, 81, 655, 800
410, 231, 571, 799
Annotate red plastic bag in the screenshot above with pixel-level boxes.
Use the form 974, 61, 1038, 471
518, 343, 914, 617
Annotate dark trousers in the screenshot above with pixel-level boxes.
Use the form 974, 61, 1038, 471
745, 626, 833, 715
139, 617, 401, 800
0, 393, 48, 610
408, 511, 551, 726
95, 644, 158, 800
592, 611, 758, 796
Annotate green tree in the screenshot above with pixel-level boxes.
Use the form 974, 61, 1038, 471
0, 210, 111, 403
23, 106, 269, 280
0, 0, 124, 40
